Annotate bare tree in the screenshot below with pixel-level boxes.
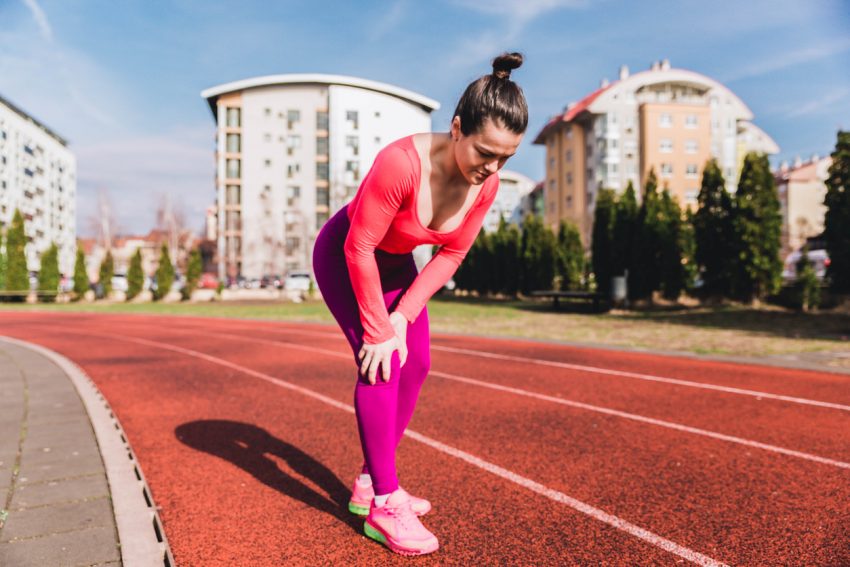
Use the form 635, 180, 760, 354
87, 187, 120, 251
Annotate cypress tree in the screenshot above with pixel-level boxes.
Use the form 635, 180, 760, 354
6, 209, 29, 298
823, 130, 850, 293
630, 171, 663, 301
657, 189, 689, 300
126, 248, 144, 301
153, 244, 175, 301
474, 230, 494, 296
182, 248, 203, 300
98, 250, 114, 298
730, 152, 783, 302
556, 219, 585, 291
520, 214, 557, 294
694, 159, 733, 297
73, 246, 89, 300
591, 189, 617, 295
612, 180, 639, 278
795, 246, 821, 311
0, 231, 7, 290
492, 218, 522, 296
37, 242, 60, 302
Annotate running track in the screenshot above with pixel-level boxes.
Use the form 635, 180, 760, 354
2, 311, 848, 566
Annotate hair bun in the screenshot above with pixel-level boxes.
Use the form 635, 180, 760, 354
492, 52, 523, 80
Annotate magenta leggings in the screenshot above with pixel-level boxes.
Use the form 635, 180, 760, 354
313, 204, 431, 495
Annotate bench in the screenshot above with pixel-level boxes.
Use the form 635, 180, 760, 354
529, 290, 607, 312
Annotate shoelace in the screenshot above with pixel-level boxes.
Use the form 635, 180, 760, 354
385, 501, 417, 530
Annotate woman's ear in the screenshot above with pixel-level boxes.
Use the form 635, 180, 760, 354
450, 116, 461, 141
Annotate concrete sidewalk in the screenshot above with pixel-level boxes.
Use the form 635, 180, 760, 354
0, 337, 172, 567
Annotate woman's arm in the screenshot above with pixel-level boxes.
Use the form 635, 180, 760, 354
343, 145, 415, 345
394, 178, 499, 324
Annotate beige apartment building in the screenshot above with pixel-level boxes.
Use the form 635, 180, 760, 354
534, 60, 779, 244
775, 155, 832, 256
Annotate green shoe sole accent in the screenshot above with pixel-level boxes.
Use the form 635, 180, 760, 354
349, 501, 369, 516
364, 521, 387, 545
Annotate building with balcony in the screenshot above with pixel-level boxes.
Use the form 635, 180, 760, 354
533, 60, 779, 244
0, 94, 77, 275
482, 169, 537, 232
775, 154, 832, 256
201, 74, 439, 281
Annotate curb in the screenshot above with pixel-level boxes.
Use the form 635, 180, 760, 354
0, 336, 175, 567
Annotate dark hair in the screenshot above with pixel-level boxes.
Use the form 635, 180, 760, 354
453, 52, 528, 136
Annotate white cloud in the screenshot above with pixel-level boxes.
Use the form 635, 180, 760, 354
22, 0, 53, 42
723, 37, 850, 83
785, 86, 850, 118
74, 126, 214, 236
371, 0, 409, 40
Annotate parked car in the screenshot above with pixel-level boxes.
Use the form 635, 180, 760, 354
261, 274, 283, 289
284, 270, 312, 292
782, 249, 830, 281
198, 273, 219, 290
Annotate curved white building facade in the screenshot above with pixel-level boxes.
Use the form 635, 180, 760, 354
201, 75, 439, 280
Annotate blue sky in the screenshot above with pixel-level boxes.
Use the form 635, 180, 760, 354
1, 0, 848, 237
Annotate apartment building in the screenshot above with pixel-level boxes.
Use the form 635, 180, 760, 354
775, 154, 832, 256
533, 60, 779, 244
201, 74, 439, 281
482, 169, 537, 232
0, 94, 77, 275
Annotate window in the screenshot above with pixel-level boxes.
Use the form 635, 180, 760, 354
346, 160, 359, 180
659, 113, 672, 127
565, 150, 572, 162
374, 136, 381, 145
549, 157, 555, 170
686, 164, 698, 178
226, 107, 241, 127
287, 134, 301, 155
264, 159, 272, 167
346, 135, 359, 155
285, 237, 300, 255
586, 143, 593, 157
287, 109, 300, 129
685, 140, 698, 154
346, 110, 359, 130
316, 111, 329, 131
685, 114, 697, 128
226, 211, 241, 231
316, 162, 329, 181
287, 185, 300, 205
610, 139, 618, 149
661, 163, 673, 177
660, 139, 673, 153
264, 107, 272, 117
316, 187, 329, 206
226, 159, 241, 178
226, 134, 241, 153
566, 195, 573, 207
287, 163, 300, 178
566, 172, 572, 185
226, 185, 240, 205
686, 189, 699, 203
316, 136, 329, 156
264, 133, 271, 142
316, 211, 329, 227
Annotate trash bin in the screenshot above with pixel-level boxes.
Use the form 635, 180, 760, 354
611, 275, 627, 305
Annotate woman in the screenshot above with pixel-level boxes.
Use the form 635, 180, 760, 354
313, 52, 528, 556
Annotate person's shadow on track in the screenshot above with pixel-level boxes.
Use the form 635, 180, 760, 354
175, 420, 362, 533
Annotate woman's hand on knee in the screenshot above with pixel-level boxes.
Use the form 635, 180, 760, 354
358, 338, 400, 384
388, 312, 408, 367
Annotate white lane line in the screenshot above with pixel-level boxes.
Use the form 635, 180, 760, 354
199, 330, 850, 471
104, 333, 729, 567
202, 323, 850, 413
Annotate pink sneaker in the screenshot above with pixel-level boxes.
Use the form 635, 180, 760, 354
348, 477, 432, 516
363, 488, 439, 556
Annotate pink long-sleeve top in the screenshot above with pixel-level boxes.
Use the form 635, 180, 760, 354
344, 135, 499, 345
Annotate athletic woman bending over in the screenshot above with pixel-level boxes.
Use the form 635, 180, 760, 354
313, 52, 528, 556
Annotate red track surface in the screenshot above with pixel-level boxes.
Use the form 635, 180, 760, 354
2, 311, 849, 565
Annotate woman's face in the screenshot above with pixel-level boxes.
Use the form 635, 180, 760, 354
451, 116, 523, 185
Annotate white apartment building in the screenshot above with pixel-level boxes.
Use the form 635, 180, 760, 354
0, 94, 77, 275
201, 74, 439, 281
775, 154, 832, 256
482, 169, 537, 232
534, 60, 779, 244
